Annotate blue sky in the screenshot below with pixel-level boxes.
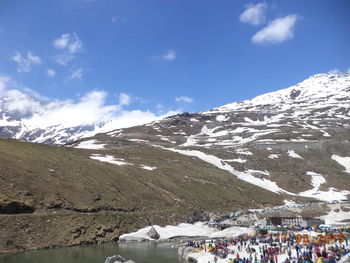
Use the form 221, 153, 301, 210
0, 0, 350, 120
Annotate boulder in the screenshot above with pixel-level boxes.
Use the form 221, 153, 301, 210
104, 255, 127, 263
146, 226, 160, 240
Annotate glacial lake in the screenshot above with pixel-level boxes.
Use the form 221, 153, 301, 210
0, 242, 182, 263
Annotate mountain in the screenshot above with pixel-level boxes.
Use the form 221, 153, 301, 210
1, 73, 350, 253
71, 73, 350, 201
0, 89, 167, 145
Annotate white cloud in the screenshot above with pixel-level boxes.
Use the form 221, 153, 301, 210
53, 33, 70, 49
119, 93, 131, 106
347, 68, 350, 73
328, 69, 340, 74
0, 75, 44, 115
239, 2, 267, 26
46, 69, 56, 77
152, 50, 176, 61
70, 68, 83, 80
0, 75, 179, 131
55, 54, 75, 66
175, 96, 193, 103
68, 36, 82, 53
252, 14, 298, 44
53, 33, 82, 53
11, 51, 42, 73
163, 50, 176, 61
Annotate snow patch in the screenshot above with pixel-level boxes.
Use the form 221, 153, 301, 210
128, 139, 150, 143
139, 165, 157, 171
320, 204, 350, 225
75, 139, 106, 150
331, 154, 350, 173
90, 154, 131, 166
236, 149, 253, 155
224, 158, 246, 163
299, 172, 350, 202
181, 137, 196, 146
287, 150, 303, 159
216, 115, 229, 121
162, 147, 294, 195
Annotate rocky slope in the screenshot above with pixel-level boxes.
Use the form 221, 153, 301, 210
73, 73, 350, 201
0, 136, 290, 253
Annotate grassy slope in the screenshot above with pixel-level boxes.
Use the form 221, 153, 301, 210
0, 137, 287, 253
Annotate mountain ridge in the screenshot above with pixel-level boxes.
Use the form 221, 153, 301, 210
1, 73, 349, 145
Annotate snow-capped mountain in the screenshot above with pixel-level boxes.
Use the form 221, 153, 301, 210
0, 104, 105, 145
1, 73, 349, 145
71, 73, 350, 202
0, 93, 167, 145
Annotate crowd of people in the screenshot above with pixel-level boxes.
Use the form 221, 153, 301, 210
185, 229, 350, 263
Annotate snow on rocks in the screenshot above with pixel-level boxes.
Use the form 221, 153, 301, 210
331, 154, 350, 173
75, 139, 106, 150
287, 150, 303, 159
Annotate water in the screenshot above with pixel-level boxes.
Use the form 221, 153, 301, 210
0, 242, 183, 263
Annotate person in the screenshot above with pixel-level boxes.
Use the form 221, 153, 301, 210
316, 256, 324, 263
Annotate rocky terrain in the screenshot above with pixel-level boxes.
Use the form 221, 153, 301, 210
0, 73, 349, 253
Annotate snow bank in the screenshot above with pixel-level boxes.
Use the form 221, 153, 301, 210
119, 222, 217, 241
119, 223, 256, 242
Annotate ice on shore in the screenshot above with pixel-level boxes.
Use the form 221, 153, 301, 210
119, 223, 255, 241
